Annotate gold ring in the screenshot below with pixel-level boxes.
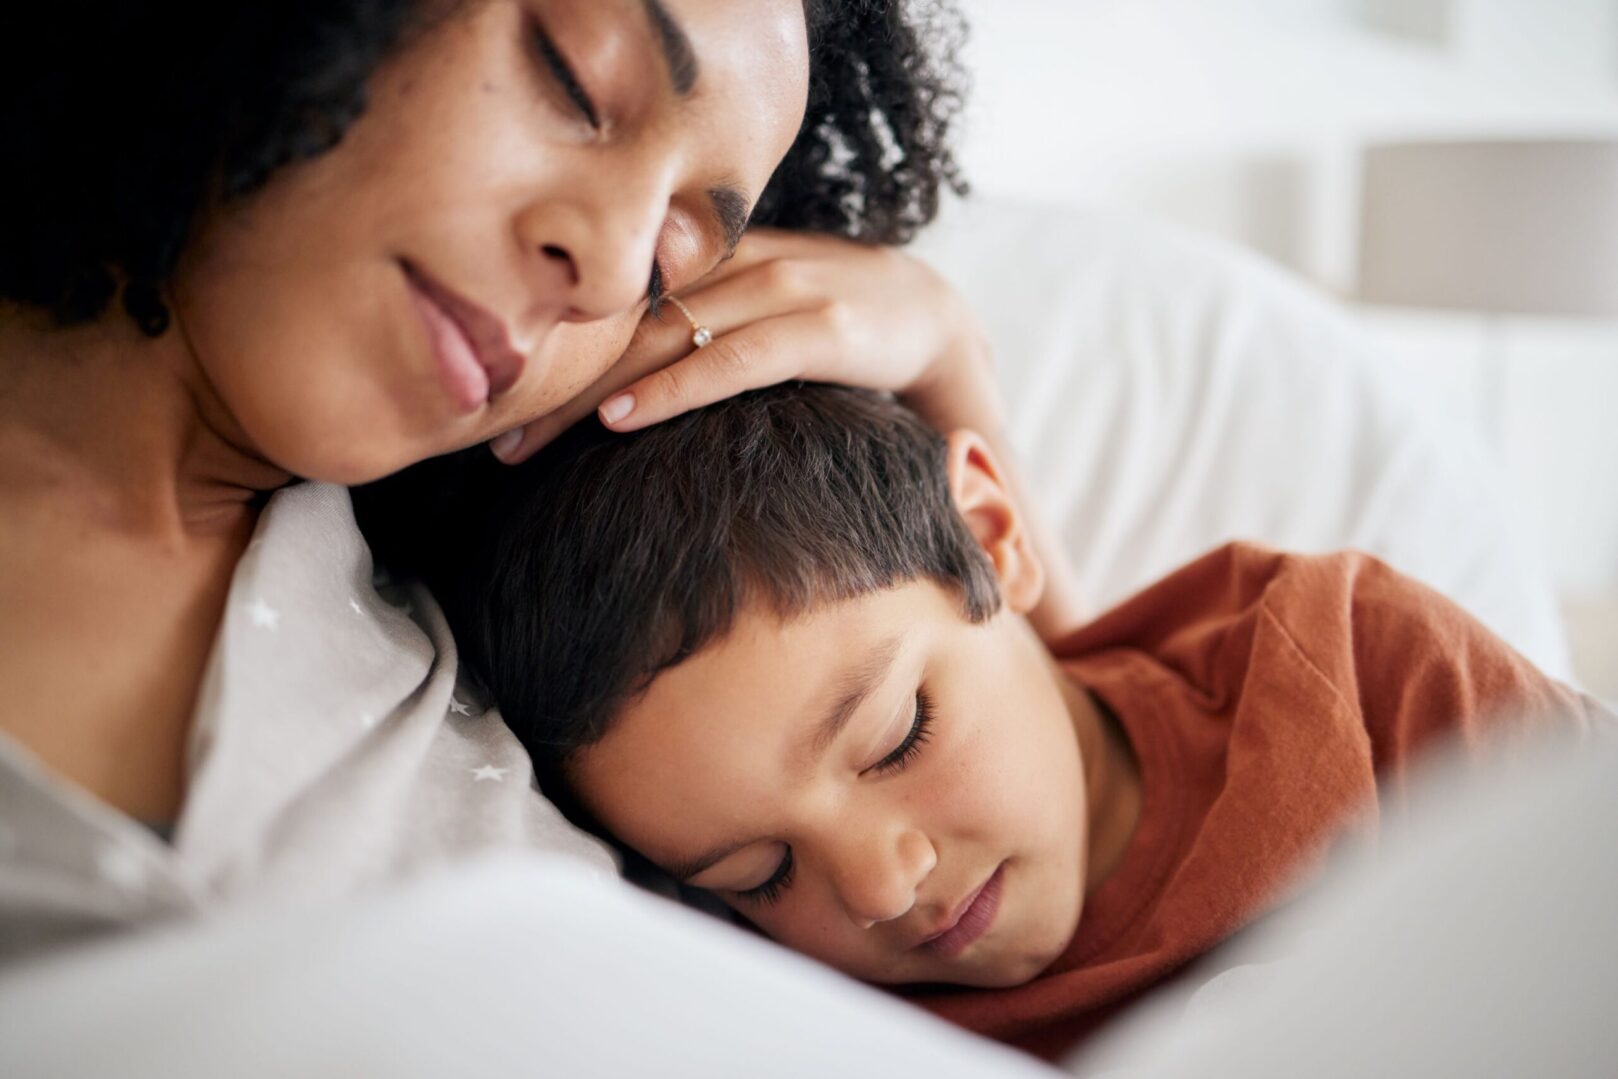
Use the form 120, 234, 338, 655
665, 296, 713, 348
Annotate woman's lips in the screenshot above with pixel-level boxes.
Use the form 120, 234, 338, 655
920, 863, 1006, 959
402, 261, 526, 412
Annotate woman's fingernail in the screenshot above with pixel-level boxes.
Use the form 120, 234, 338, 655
599, 393, 635, 425
490, 429, 523, 462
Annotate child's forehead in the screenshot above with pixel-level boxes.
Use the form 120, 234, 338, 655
647, 580, 966, 703
650, 591, 908, 714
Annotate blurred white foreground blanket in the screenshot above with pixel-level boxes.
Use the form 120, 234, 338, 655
0, 481, 615, 964
0, 730, 1608, 1077
0, 852, 1058, 1079
1067, 729, 1618, 1079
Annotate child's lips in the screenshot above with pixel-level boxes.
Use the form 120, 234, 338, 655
917, 862, 1006, 959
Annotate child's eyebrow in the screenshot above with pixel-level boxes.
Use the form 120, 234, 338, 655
795, 634, 905, 768
671, 841, 747, 885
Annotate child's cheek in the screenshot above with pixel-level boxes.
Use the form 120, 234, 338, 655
773, 901, 870, 968
932, 677, 1026, 842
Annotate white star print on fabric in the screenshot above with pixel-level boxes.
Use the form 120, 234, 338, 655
449, 696, 473, 716
471, 764, 508, 783
94, 843, 146, 892
246, 598, 281, 630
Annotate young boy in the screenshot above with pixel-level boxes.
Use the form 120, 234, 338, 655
355, 383, 1603, 1061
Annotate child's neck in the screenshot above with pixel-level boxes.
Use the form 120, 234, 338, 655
1057, 664, 1143, 893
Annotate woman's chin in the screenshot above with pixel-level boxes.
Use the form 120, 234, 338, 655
248, 418, 443, 489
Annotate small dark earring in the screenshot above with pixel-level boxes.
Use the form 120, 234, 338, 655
122, 280, 171, 337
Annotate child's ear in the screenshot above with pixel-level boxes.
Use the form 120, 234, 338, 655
945, 430, 1045, 615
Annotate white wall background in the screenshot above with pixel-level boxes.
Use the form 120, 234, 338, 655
952, 0, 1618, 694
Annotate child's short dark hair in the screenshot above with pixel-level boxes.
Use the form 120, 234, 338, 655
354, 383, 1000, 790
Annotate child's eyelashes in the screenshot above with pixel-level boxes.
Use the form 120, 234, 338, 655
733, 688, 935, 908
869, 688, 935, 776
737, 846, 794, 906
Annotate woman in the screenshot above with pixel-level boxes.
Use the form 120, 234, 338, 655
0, 0, 1079, 959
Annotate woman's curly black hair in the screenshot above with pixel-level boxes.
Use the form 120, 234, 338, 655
0, 0, 968, 336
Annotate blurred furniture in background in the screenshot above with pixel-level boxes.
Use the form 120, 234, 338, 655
1357, 139, 1618, 321
1357, 138, 1618, 442
1355, 138, 1618, 701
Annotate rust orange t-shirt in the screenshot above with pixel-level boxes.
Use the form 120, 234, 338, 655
913, 543, 1605, 1061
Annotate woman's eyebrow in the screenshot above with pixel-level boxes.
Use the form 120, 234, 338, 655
638, 0, 698, 96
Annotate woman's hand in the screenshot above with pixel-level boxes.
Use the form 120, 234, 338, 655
488, 226, 1085, 639
488, 228, 1003, 461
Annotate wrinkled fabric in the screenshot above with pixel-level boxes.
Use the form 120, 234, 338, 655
0, 482, 615, 964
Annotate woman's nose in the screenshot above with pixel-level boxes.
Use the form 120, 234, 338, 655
832, 827, 938, 930
512, 172, 668, 322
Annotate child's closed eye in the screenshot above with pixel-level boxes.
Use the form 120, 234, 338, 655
734, 688, 936, 907
736, 846, 795, 906
867, 688, 935, 776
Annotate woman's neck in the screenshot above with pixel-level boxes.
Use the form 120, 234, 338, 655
0, 306, 294, 537
0, 306, 295, 822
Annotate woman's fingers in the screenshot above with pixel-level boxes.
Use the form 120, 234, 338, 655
593, 260, 845, 428
489, 230, 961, 461
491, 256, 827, 460
600, 309, 850, 430
654, 255, 819, 350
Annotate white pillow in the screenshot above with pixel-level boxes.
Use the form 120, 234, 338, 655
0, 855, 1056, 1079
913, 199, 1572, 679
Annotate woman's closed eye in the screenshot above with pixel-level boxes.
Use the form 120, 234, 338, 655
646, 259, 668, 315
524, 16, 669, 311
526, 17, 600, 129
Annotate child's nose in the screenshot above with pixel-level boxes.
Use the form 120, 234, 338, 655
833, 827, 938, 930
